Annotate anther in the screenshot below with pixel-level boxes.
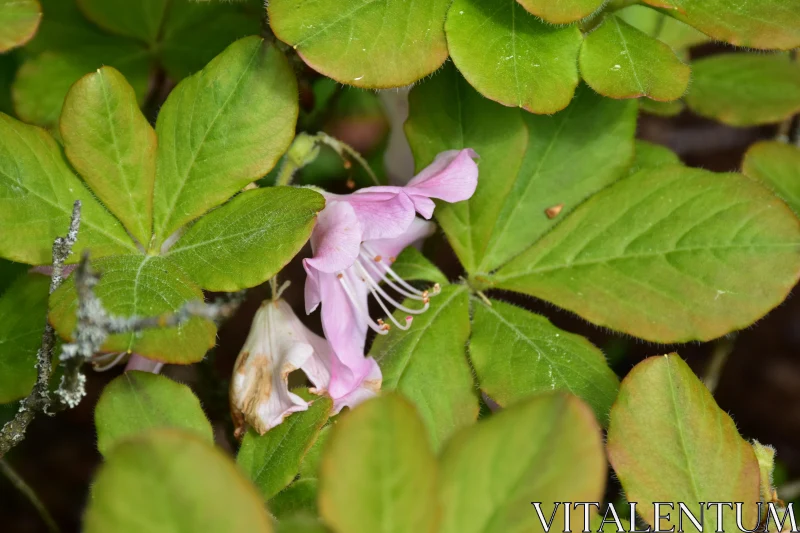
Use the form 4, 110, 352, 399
374, 255, 382, 262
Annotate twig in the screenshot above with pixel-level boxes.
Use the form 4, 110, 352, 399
0, 200, 245, 458
54, 254, 245, 409
0, 201, 82, 459
0, 459, 61, 533
704, 334, 737, 394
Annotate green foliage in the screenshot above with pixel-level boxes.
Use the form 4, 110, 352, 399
152, 37, 299, 245
0, 272, 49, 402
11, 0, 259, 127
469, 298, 619, 427
494, 165, 800, 343
238, 395, 332, 500
267, 0, 450, 88
318, 394, 439, 533
640, 0, 800, 50
445, 0, 582, 114
406, 68, 637, 274
0, 0, 41, 52
516, 0, 604, 24
269, 479, 319, 520
438, 392, 606, 533
0, 112, 137, 264
370, 285, 477, 449
743, 141, 800, 214
60, 66, 157, 245
0, 37, 321, 364
607, 355, 762, 531
84, 429, 273, 533
388, 247, 448, 285
166, 187, 324, 292
616, 5, 708, 55
579, 15, 690, 101
686, 53, 800, 127
95, 371, 213, 456
49, 255, 217, 363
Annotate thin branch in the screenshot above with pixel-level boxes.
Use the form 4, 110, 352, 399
0, 459, 61, 533
0, 200, 245, 458
0, 201, 82, 459
704, 334, 737, 394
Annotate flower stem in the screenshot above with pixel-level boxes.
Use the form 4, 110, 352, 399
0, 459, 61, 533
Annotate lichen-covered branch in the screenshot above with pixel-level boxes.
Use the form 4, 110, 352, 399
0, 201, 245, 458
0, 201, 82, 459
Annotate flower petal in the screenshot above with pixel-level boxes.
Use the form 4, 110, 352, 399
124, 354, 163, 374
305, 200, 363, 274
341, 189, 416, 241
406, 149, 479, 208
330, 357, 382, 414
366, 217, 436, 262
231, 302, 312, 435
303, 259, 322, 314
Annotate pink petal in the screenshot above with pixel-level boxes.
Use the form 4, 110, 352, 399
339, 189, 416, 241
366, 217, 436, 262
124, 354, 164, 374
303, 259, 322, 314
406, 149, 479, 206
330, 358, 382, 414
305, 201, 363, 274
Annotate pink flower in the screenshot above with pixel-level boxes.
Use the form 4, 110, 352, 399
302, 149, 479, 412
230, 299, 329, 436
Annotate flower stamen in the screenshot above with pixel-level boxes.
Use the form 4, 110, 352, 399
337, 271, 390, 335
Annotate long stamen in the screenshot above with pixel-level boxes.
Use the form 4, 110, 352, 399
337, 272, 390, 335
358, 249, 427, 302
354, 261, 429, 316
93, 352, 127, 372
361, 244, 441, 298
357, 272, 413, 331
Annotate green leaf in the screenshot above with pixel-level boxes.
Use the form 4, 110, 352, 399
494, 165, 800, 343
515, 0, 604, 24
439, 392, 606, 533
686, 53, 800, 127
276, 515, 329, 533
607, 354, 761, 531
76, 0, 167, 43
318, 394, 439, 533
639, 97, 684, 117
238, 395, 332, 501
298, 425, 330, 479
743, 141, 800, 215
630, 139, 681, 172
579, 15, 690, 101
152, 37, 298, 245
84, 429, 273, 533
268, 0, 450, 88
445, 0, 582, 114
370, 285, 478, 450
13, 47, 150, 128
641, 0, 800, 50
0, 273, 49, 403
0, 113, 138, 265
405, 64, 528, 273
470, 298, 619, 426
60, 66, 156, 246
617, 5, 709, 54
389, 247, 448, 285
95, 371, 213, 457
158, 0, 261, 80
49, 255, 216, 363
166, 187, 323, 292
0, 259, 28, 294
0, 0, 41, 52
269, 479, 319, 520
479, 84, 637, 272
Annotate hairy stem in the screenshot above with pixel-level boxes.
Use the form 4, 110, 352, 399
0, 459, 61, 533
